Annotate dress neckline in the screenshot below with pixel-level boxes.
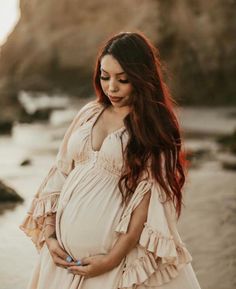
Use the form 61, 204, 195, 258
90, 104, 126, 153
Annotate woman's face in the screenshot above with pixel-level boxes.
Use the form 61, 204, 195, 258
100, 54, 133, 108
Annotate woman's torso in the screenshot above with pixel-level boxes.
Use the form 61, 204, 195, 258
55, 102, 130, 260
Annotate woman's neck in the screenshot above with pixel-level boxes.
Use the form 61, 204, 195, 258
109, 104, 131, 117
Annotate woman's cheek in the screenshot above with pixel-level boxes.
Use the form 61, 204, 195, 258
100, 81, 107, 93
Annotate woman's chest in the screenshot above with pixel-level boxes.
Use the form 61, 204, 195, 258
67, 119, 128, 166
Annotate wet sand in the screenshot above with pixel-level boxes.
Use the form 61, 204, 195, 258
179, 160, 236, 289
177, 106, 236, 289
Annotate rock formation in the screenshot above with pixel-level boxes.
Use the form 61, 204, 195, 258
157, 0, 236, 105
0, 0, 235, 121
0, 180, 23, 203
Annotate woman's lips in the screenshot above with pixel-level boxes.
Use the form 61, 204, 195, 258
109, 95, 122, 102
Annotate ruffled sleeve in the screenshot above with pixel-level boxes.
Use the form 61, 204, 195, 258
115, 177, 193, 288
19, 100, 101, 251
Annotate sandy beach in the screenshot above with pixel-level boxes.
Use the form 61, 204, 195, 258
0, 101, 235, 289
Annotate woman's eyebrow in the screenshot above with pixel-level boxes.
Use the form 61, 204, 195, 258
101, 68, 125, 75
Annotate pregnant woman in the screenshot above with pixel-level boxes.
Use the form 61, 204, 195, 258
20, 31, 202, 289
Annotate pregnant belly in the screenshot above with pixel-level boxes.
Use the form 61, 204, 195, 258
58, 195, 123, 259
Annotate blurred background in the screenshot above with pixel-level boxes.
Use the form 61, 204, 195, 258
0, 1, 235, 289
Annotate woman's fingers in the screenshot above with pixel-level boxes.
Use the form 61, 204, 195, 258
53, 255, 69, 267
68, 265, 89, 276
55, 245, 71, 261
47, 239, 77, 268
53, 253, 76, 268
81, 257, 90, 265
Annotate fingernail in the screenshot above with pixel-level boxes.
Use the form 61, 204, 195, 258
76, 259, 82, 266
66, 256, 73, 263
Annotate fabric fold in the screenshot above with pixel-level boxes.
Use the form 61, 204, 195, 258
119, 253, 158, 288
118, 242, 193, 288
19, 164, 66, 251
139, 223, 177, 261
29, 193, 60, 219
19, 192, 60, 251
115, 180, 153, 234
115, 178, 193, 288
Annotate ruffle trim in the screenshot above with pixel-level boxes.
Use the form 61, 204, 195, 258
139, 223, 177, 262
19, 193, 60, 251
118, 242, 192, 288
115, 214, 131, 233
28, 192, 60, 219
56, 159, 73, 176
120, 253, 157, 288
115, 177, 193, 288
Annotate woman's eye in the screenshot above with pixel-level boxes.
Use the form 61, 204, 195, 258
100, 76, 109, 81
100, 75, 130, 84
119, 79, 129, 84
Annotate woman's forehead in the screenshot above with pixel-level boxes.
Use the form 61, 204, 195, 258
100, 55, 125, 74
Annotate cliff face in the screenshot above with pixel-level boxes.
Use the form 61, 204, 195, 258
157, 0, 236, 105
0, 0, 158, 93
0, 0, 235, 120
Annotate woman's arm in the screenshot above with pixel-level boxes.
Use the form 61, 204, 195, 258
44, 214, 57, 240
68, 191, 151, 277
106, 190, 151, 268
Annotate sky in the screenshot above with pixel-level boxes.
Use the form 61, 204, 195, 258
0, 0, 20, 45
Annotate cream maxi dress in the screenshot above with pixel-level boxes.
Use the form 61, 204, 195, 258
20, 100, 202, 289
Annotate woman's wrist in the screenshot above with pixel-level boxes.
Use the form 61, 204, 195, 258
45, 231, 57, 242
103, 253, 122, 270
45, 214, 56, 226
44, 214, 56, 240
44, 224, 56, 241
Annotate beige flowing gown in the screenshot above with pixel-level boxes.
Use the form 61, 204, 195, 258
20, 100, 202, 289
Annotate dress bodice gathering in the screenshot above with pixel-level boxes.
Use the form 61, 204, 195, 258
67, 104, 128, 177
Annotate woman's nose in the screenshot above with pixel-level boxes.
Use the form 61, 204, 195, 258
108, 79, 119, 93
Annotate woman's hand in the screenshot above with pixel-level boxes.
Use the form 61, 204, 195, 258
68, 254, 112, 278
45, 231, 77, 269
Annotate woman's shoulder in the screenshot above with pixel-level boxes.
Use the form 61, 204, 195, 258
74, 99, 104, 126
79, 99, 103, 114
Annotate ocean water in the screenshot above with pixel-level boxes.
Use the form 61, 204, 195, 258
0, 131, 55, 289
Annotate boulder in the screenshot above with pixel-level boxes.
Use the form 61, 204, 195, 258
20, 158, 32, 166
0, 120, 13, 135
0, 180, 24, 203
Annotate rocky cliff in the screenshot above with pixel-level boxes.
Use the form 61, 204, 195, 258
158, 0, 236, 105
0, 0, 235, 121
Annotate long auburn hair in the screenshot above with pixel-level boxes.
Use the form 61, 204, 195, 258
93, 31, 188, 219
